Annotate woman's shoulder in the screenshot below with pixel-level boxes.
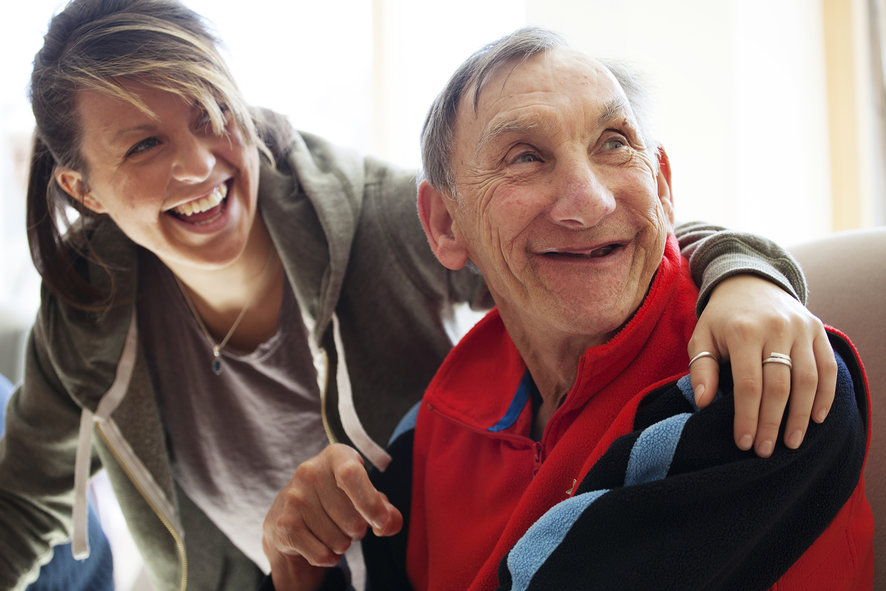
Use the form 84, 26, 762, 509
37, 220, 139, 356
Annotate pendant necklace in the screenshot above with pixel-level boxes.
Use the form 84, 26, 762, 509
175, 246, 276, 375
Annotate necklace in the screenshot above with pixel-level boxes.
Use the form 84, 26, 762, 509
174, 246, 277, 375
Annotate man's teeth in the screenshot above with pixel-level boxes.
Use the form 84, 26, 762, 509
173, 184, 227, 216
551, 244, 617, 258
589, 245, 616, 257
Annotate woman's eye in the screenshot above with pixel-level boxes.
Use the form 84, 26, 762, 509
125, 137, 161, 158
195, 104, 230, 135
196, 110, 214, 132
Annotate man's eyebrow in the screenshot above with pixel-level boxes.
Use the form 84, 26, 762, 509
476, 96, 631, 153
598, 97, 630, 127
476, 117, 540, 154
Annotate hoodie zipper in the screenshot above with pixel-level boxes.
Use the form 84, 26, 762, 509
96, 424, 188, 591
314, 349, 338, 445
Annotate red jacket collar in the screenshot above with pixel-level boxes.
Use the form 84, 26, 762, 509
424, 235, 695, 435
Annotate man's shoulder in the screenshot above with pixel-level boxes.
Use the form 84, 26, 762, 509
496, 331, 869, 590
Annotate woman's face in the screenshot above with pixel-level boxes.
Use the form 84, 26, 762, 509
56, 81, 261, 272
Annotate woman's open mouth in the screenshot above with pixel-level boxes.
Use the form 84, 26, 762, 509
169, 183, 228, 223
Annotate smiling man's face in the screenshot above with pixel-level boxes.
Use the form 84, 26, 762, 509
441, 48, 675, 347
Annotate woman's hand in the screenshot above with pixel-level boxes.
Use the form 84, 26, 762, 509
688, 275, 837, 458
263, 444, 403, 590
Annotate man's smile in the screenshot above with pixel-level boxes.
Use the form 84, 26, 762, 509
538, 241, 628, 261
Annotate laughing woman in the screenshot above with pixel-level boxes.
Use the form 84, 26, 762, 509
0, 0, 836, 589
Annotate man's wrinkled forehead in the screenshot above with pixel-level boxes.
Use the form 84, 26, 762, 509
458, 48, 633, 148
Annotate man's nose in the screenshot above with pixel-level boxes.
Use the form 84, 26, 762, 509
171, 133, 215, 183
548, 157, 616, 228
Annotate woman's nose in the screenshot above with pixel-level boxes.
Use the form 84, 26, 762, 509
171, 133, 215, 183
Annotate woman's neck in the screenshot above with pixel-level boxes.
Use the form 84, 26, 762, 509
167, 219, 285, 351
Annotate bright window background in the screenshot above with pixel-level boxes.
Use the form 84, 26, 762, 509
1, 0, 880, 320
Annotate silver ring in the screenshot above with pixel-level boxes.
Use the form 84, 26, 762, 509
763, 352, 792, 369
689, 351, 718, 368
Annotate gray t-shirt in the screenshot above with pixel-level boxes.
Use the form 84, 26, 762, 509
138, 253, 327, 572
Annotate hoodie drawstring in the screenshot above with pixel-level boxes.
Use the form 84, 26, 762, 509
72, 310, 138, 559
332, 315, 392, 471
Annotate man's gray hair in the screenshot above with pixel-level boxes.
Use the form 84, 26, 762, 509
419, 26, 659, 195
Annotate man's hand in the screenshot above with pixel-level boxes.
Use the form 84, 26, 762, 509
263, 444, 403, 590
688, 275, 837, 458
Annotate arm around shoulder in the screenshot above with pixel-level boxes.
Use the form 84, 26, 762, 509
365, 158, 492, 311
497, 329, 870, 590
675, 221, 807, 314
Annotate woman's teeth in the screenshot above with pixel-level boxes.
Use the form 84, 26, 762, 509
173, 184, 227, 216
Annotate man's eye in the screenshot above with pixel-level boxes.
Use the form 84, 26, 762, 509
125, 137, 161, 158
601, 136, 627, 151
512, 151, 541, 164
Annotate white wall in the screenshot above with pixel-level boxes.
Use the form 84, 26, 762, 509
179, 0, 839, 246
0, 0, 840, 317
527, 0, 832, 244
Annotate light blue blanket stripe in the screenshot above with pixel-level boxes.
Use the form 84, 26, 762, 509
506, 393, 695, 589
677, 373, 723, 410
624, 413, 691, 486
506, 489, 609, 591
677, 374, 699, 410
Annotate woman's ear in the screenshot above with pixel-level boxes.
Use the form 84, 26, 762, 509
416, 180, 469, 270
55, 167, 105, 213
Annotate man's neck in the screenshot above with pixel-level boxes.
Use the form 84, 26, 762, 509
500, 316, 590, 439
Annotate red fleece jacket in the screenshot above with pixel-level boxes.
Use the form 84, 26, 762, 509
396, 236, 871, 591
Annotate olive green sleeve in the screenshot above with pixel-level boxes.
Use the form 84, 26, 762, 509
675, 221, 807, 316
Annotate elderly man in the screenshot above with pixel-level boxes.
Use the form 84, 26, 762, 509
263, 28, 872, 591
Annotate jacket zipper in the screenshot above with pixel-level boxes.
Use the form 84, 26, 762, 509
531, 441, 543, 477
315, 349, 338, 445
96, 424, 188, 591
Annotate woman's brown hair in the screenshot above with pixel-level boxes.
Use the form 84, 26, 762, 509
27, 0, 265, 311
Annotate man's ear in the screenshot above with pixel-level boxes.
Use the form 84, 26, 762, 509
55, 167, 105, 213
416, 180, 469, 270
656, 147, 675, 225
